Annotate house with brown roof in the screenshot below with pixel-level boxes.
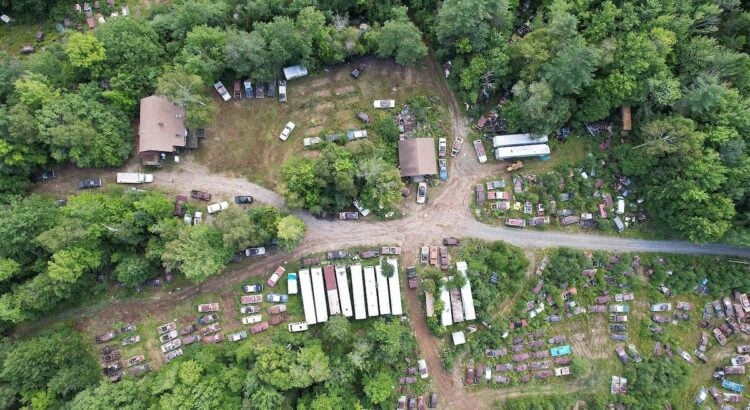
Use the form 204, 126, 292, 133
398, 138, 437, 179
138, 96, 187, 166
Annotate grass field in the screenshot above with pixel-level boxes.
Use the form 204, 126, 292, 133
195, 57, 445, 189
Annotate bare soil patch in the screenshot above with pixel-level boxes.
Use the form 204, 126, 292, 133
334, 85, 356, 95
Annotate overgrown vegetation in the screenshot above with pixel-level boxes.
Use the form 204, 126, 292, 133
406, 0, 750, 244
0, 190, 301, 330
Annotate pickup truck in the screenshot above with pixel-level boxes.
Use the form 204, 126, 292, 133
360, 250, 379, 259
198, 314, 217, 325
438, 138, 447, 158
158, 330, 179, 343
266, 293, 288, 303
267, 304, 287, 314
269, 313, 289, 325
95, 331, 117, 344
160, 339, 182, 353
240, 305, 261, 314
207, 201, 229, 214
203, 333, 225, 344
326, 250, 349, 260
506, 161, 524, 172
156, 322, 176, 335
229, 331, 248, 342
339, 212, 359, 220
79, 178, 102, 189
406, 266, 417, 289
116, 173, 153, 184
267, 266, 285, 287
234, 196, 253, 204
250, 322, 270, 334
190, 190, 211, 201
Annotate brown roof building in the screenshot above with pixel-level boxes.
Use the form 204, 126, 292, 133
138, 96, 186, 165
398, 138, 437, 177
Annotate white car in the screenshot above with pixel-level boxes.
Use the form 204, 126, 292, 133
279, 122, 296, 141
418, 359, 429, 379
416, 182, 427, 204
241, 315, 263, 325
288, 322, 309, 332
206, 201, 229, 214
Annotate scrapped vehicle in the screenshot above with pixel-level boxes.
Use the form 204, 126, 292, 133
651, 303, 671, 312
79, 178, 103, 189
420, 246, 428, 265
242, 284, 263, 293
486, 348, 508, 357
245, 247, 266, 257
121, 335, 140, 346
506, 160, 524, 172
267, 304, 287, 315
160, 339, 182, 353
279, 122, 296, 141
438, 159, 448, 181
399, 377, 416, 384
200, 324, 221, 336
240, 305, 261, 314
301, 257, 320, 266
203, 333, 225, 344
267, 266, 285, 287
128, 363, 151, 377
381, 247, 402, 255
339, 212, 359, 220
102, 362, 122, 376
266, 293, 289, 303
416, 182, 427, 204
158, 330, 179, 343
288, 322, 309, 332
198, 314, 218, 325
250, 322, 270, 334
190, 190, 211, 201
326, 250, 349, 260
360, 249, 379, 259
95, 331, 117, 344
407, 266, 418, 289
242, 315, 263, 325
126, 355, 145, 368
120, 323, 137, 333
180, 324, 198, 335
429, 246, 438, 266
198, 303, 220, 313
611, 334, 627, 341
234, 196, 253, 204
439, 246, 450, 269
206, 201, 229, 214
31, 170, 56, 183
103, 351, 121, 363
182, 334, 201, 345
443, 238, 460, 246
241, 295, 263, 304
270, 313, 289, 325
229, 331, 248, 342
163, 348, 183, 363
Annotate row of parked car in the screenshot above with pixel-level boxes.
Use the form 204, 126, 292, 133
97, 323, 150, 382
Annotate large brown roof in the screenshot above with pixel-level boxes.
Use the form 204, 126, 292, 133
398, 138, 437, 177
138, 96, 186, 154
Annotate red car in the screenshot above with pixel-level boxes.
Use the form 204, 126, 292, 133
174, 194, 187, 216
190, 190, 211, 201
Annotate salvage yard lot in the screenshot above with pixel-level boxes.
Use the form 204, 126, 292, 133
196, 58, 442, 189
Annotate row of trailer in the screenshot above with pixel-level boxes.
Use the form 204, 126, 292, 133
299, 259, 403, 325
440, 261, 477, 326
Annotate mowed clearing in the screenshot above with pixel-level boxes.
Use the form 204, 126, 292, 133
195, 57, 438, 189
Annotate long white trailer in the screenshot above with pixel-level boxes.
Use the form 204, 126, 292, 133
494, 144, 550, 160
456, 261, 477, 321
375, 265, 391, 315
116, 173, 153, 184
363, 266, 379, 317
350, 264, 367, 319
440, 278, 453, 326
298, 269, 317, 325
323, 265, 341, 316
386, 258, 403, 315
492, 133, 548, 148
336, 266, 353, 317
310, 267, 328, 323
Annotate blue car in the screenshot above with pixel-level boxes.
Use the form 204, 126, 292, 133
439, 159, 448, 181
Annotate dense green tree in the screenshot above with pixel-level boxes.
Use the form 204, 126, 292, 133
358, 156, 403, 214
179, 26, 228, 84
114, 253, 158, 288
162, 224, 231, 283
149, 0, 230, 44
36, 92, 132, 167
256, 16, 312, 70
276, 215, 306, 251
435, 0, 512, 53
363, 370, 393, 405
156, 66, 216, 129
225, 31, 273, 81
323, 314, 351, 343
376, 9, 428, 66
64, 33, 106, 72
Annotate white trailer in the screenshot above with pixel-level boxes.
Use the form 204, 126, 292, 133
363, 266, 379, 317
350, 264, 367, 319
492, 134, 549, 148
456, 261, 476, 321
376, 264, 391, 315
323, 265, 341, 316
440, 278, 453, 326
311, 267, 328, 323
386, 258, 403, 315
336, 266, 353, 317
116, 173, 153, 184
298, 269, 317, 325
494, 144, 550, 160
